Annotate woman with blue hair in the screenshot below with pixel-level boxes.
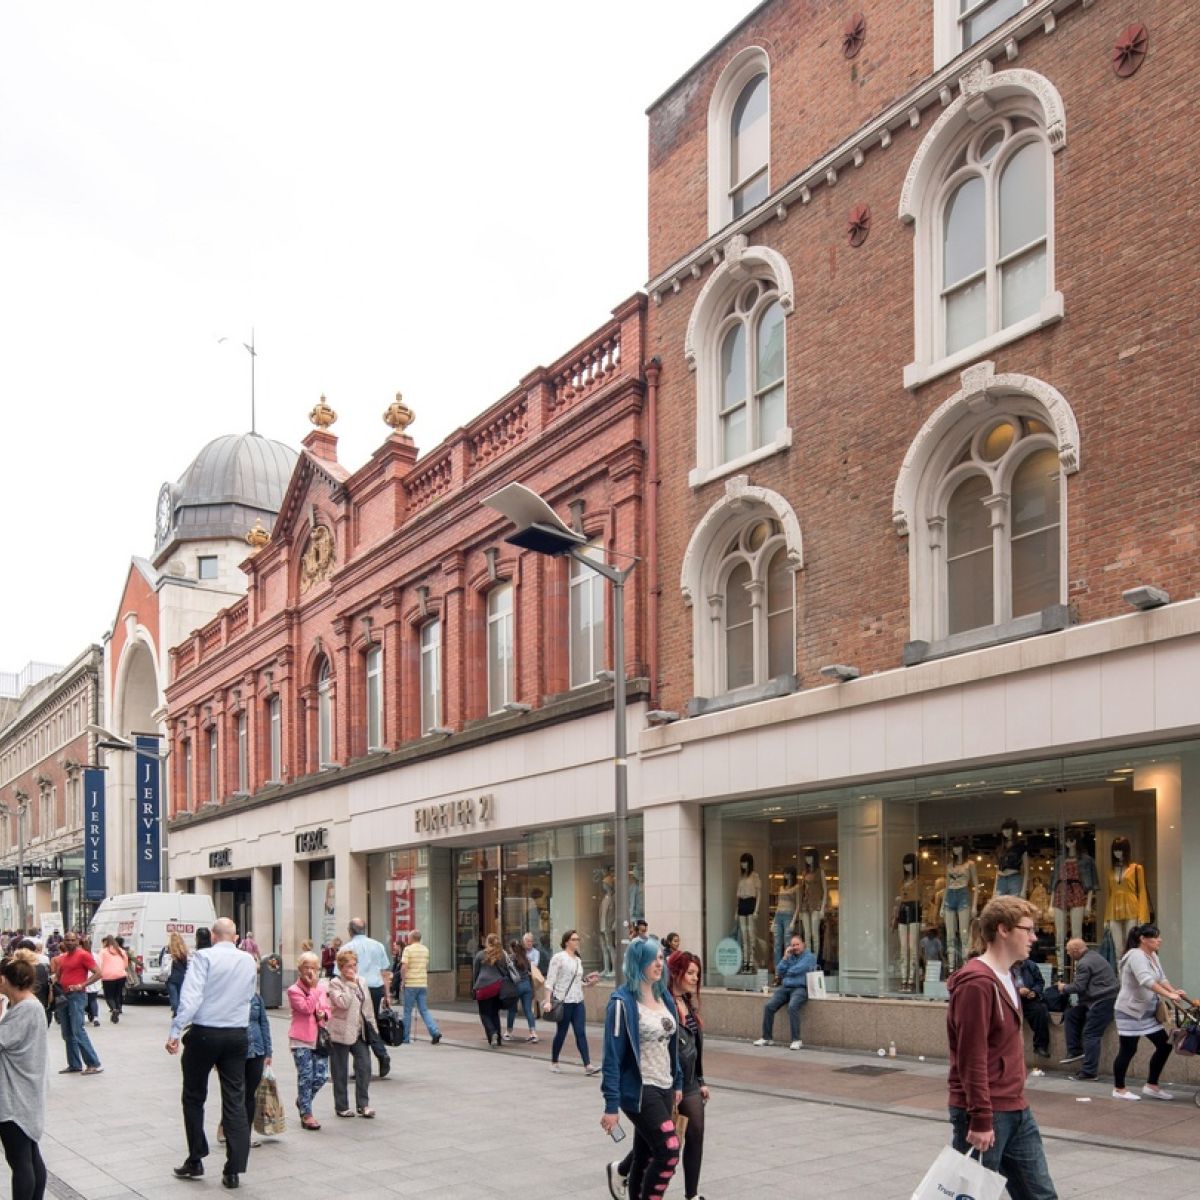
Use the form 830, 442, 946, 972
600, 937, 683, 1200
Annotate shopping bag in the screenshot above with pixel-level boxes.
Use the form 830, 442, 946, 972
377, 1005, 405, 1047
252, 1069, 287, 1136
911, 1144, 1005, 1200
805, 970, 827, 999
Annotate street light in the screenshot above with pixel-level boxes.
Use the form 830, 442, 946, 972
482, 482, 636, 985
4, 796, 29, 931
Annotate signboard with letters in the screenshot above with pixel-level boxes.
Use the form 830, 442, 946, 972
84, 767, 107, 901
413, 793, 495, 836
209, 848, 232, 869
294, 828, 329, 854
135, 735, 161, 892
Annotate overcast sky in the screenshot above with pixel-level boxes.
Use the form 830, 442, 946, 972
0, 1, 754, 676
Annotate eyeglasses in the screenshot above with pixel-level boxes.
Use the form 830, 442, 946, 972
1013, 924, 1037, 935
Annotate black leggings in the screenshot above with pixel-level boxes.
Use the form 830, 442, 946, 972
1113, 1028, 1171, 1089
677, 1088, 705, 1198
623, 1084, 680, 1200
0, 1120, 46, 1200
477, 995, 502, 1043
101, 979, 124, 1014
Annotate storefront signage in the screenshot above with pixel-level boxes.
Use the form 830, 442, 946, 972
84, 767, 106, 901
295, 827, 329, 854
714, 937, 743, 977
135, 735, 161, 892
413, 793, 495, 836
209, 848, 233, 868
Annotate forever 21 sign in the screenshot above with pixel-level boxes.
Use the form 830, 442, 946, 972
414, 794, 495, 836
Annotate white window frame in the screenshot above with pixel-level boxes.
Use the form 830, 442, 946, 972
197, 555, 218, 581
420, 620, 442, 734
934, 0, 1033, 68
317, 661, 333, 767
235, 712, 248, 792
183, 739, 193, 809
365, 644, 383, 751
268, 696, 282, 782
486, 584, 515, 714
208, 727, 219, 803
706, 46, 770, 235
568, 543, 607, 689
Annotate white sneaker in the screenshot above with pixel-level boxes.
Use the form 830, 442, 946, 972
1142, 1084, 1175, 1101
790, 1040, 803, 1051
606, 1160, 628, 1200
550, 1063, 562, 1073
752, 1038, 772, 1046
502, 1032, 512, 1041
1111, 1088, 1141, 1101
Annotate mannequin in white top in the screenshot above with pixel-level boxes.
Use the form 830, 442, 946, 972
734, 854, 761, 972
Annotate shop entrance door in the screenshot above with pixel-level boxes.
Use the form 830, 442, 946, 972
454, 847, 500, 997
213, 876, 252, 938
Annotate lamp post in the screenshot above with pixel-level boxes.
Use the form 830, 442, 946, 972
12, 795, 28, 932
482, 483, 636, 985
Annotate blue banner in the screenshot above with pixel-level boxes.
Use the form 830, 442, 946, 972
84, 768, 107, 902
135, 735, 161, 893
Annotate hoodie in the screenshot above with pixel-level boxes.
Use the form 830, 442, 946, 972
601, 986, 684, 1116
946, 957, 1028, 1134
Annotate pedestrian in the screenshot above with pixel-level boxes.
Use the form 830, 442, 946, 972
946, 896, 1057, 1199
472, 933, 508, 1047
219, 992, 271, 1149
542, 929, 601, 1073
97, 935, 129, 1024
504, 939, 538, 1043
1056, 937, 1118, 1082
753, 930, 817, 1049
195, 927, 212, 951
165, 917, 259, 1188
1111, 923, 1190, 1101
337, 919, 392, 1078
327, 947, 377, 1119
663, 932, 681, 955
286, 951, 329, 1131
48, 932, 102, 1076
164, 932, 190, 1016
399, 930, 441, 1045
0, 948, 49, 1200
239, 932, 261, 961
79, 938, 102, 1027
321, 937, 340, 978
1012, 957, 1051, 1060
600, 937, 683, 1200
13, 942, 53, 1028
389, 939, 404, 1003
522, 930, 541, 973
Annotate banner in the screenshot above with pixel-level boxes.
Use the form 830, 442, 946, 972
84, 767, 107, 902
135, 736, 161, 892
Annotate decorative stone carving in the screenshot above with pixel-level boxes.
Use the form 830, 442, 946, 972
299, 525, 335, 594
245, 519, 270, 551
309, 394, 337, 429
383, 392, 414, 432
959, 60, 994, 98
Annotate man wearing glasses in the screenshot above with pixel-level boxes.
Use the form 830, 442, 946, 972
946, 897, 1059, 1199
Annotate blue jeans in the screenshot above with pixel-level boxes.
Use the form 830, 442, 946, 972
772, 912, 794, 966
949, 1106, 1057, 1200
168, 980, 182, 1015
291, 1046, 328, 1117
506, 978, 536, 1033
762, 985, 806, 1041
402, 987, 441, 1042
1064, 995, 1114, 1078
60, 993, 101, 1070
551, 1001, 590, 1066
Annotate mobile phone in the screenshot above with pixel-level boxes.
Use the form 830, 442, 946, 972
608, 1123, 627, 1143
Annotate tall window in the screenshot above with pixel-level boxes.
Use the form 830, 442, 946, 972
487, 585, 515, 713
235, 712, 248, 792
208, 728, 219, 803
39, 785, 52, 837
939, 117, 1048, 357
718, 518, 794, 692
707, 48, 770, 233
957, 0, 1027, 51
268, 697, 282, 782
717, 280, 785, 464
365, 644, 383, 751
67, 774, 82, 828
569, 543, 606, 688
183, 739, 193, 809
317, 660, 333, 767
420, 621, 442, 733
730, 72, 768, 218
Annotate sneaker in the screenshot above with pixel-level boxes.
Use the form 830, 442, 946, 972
1111, 1088, 1141, 1101
502, 1032, 512, 1041
606, 1160, 628, 1200
1059, 1053, 1084, 1064
526, 1034, 538, 1043
1142, 1084, 1175, 1101
752, 1038, 772, 1047
431, 1033, 442, 1045
249, 1138, 263, 1149
585, 1063, 601, 1076
550, 1063, 562, 1073
91, 1019, 101, 1027
1067, 1072, 1098, 1082
789, 1040, 803, 1051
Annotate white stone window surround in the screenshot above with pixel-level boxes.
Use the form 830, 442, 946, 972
893, 360, 1080, 649
934, 0, 1035, 69
707, 46, 771, 237
899, 65, 1066, 391
686, 236, 795, 488
681, 474, 804, 704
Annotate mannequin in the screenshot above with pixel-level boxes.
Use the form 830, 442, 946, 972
598, 870, 616, 977
994, 819, 1028, 898
1104, 835, 1150, 951
734, 853, 761, 972
797, 849, 827, 955
773, 866, 801, 966
893, 853, 921, 991
941, 841, 978, 971
628, 866, 644, 924
1050, 834, 1096, 968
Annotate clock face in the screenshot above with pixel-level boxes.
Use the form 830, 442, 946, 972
156, 485, 173, 543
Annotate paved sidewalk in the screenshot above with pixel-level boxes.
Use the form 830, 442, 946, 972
24, 1001, 1200, 1200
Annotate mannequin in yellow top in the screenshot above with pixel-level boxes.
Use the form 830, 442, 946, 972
1104, 835, 1150, 951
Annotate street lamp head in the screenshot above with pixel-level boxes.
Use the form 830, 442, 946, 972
480, 483, 587, 557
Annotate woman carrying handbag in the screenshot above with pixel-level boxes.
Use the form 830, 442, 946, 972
287, 951, 330, 1130
542, 929, 600, 1074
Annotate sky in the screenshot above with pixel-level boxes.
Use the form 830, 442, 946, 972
0, 1, 755, 675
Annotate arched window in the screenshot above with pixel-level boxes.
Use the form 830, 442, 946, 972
730, 72, 769, 219
707, 47, 770, 234
317, 659, 333, 767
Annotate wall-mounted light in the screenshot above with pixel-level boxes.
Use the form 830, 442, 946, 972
820, 664, 860, 683
1123, 585, 1169, 611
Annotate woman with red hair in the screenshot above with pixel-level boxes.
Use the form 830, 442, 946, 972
667, 950, 709, 1200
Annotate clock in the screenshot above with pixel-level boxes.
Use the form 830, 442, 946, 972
156, 484, 174, 545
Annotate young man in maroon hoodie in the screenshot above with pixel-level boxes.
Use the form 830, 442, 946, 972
946, 897, 1058, 1199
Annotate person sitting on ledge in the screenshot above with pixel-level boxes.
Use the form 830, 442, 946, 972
753, 931, 817, 1051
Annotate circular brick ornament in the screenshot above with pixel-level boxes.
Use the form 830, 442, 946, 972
842, 12, 867, 59
847, 204, 871, 248
1112, 23, 1149, 77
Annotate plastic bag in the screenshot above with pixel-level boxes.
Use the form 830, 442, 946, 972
911, 1145, 1006, 1200
253, 1068, 287, 1136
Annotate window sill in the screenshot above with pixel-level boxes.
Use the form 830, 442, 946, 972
686, 674, 799, 718
903, 604, 1071, 666
689, 428, 792, 489
903, 293, 1064, 391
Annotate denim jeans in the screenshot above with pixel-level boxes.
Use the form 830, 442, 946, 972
949, 1105, 1058, 1200
772, 912, 794, 966
762, 985, 806, 1041
403, 987, 441, 1042
1063, 995, 1114, 1077
506, 978, 536, 1033
60, 993, 101, 1070
551, 1000, 591, 1066
291, 1046, 328, 1117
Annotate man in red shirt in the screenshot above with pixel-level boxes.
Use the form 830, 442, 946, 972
946, 896, 1057, 1199
51, 931, 103, 1074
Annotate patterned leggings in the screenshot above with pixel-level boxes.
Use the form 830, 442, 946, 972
292, 1046, 329, 1117
623, 1084, 679, 1200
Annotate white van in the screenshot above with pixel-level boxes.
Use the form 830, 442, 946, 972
88, 893, 217, 996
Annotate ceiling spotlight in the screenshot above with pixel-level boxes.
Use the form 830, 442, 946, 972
1123, 585, 1169, 610
819, 664, 860, 683
646, 710, 680, 725
503, 702, 532, 714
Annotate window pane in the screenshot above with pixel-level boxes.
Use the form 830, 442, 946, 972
1011, 447, 1060, 536
758, 384, 785, 447
942, 175, 985, 288
961, 0, 1024, 48
1001, 245, 1046, 328
487, 585, 514, 713
720, 324, 747, 413
421, 624, 441, 732
1012, 526, 1060, 617
366, 646, 382, 749
724, 561, 753, 690
732, 172, 769, 219
944, 277, 987, 355
591, 574, 606, 679
766, 550, 793, 678
725, 561, 752, 625
947, 474, 992, 555
756, 300, 785, 389
722, 406, 747, 462
948, 549, 995, 634
731, 73, 768, 188
999, 141, 1046, 259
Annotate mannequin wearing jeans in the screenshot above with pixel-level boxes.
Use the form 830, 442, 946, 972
995, 820, 1028, 899
1104, 837, 1150, 955
941, 844, 977, 972
734, 855, 761, 973
773, 867, 800, 967
894, 854, 921, 991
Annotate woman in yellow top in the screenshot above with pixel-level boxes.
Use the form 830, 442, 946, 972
1104, 836, 1151, 951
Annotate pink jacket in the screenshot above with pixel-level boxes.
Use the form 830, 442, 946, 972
287, 978, 330, 1047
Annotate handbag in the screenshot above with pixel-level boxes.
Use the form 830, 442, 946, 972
377, 1006, 405, 1047
1154, 997, 1170, 1026
911, 1145, 1006, 1200
312, 1024, 332, 1058
474, 979, 503, 1002
252, 1068, 287, 1136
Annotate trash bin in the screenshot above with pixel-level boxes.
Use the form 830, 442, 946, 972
259, 956, 283, 1009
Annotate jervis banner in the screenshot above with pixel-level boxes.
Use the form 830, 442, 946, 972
84, 767, 106, 902
135, 735, 161, 892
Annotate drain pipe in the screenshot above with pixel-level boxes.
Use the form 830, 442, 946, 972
644, 357, 662, 708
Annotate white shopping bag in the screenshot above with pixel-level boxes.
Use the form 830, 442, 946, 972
805, 970, 827, 998
911, 1144, 1006, 1200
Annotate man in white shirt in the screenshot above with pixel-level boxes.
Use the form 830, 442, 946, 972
165, 918, 258, 1188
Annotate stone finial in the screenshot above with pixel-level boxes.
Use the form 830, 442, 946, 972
245, 518, 270, 551
309, 394, 337, 429
383, 391, 414, 432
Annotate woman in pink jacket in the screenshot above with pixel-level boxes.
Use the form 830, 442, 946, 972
286, 952, 330, 1130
